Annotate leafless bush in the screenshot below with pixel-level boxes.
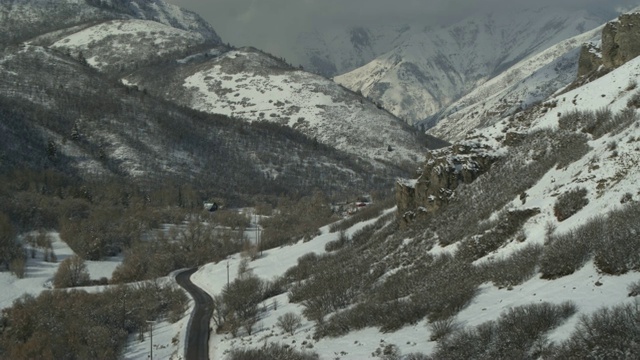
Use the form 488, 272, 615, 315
227, 344, 319, 360
277, 312, 302, 335
593, 201, 640, 275
553, 187, 588, 221
550, 302, 640, 359
455, 208, 539, 262
481, 243, 543, 288
53, 255, 90, 288
434, 302, 576, 359
325, 230, 349, 252
429, 317, 461, 341
628, 280, 640, 297
540, 230, 592, 279
627, 89, 640, 108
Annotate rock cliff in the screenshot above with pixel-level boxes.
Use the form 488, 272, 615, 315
578, 13, 640, 78
396, 143, 498, 224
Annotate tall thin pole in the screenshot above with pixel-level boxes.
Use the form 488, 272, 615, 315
226, 261, 230, 288
146, 320, 153, 360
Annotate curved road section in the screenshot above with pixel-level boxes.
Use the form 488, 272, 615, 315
176, 268, 213, 360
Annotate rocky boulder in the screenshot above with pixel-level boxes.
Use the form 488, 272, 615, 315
578, 13, 640, 79
396, 142, 498, 224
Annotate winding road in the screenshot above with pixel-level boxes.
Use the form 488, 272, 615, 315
176, 268, 214, 360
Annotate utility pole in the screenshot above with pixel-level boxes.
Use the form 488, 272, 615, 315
226, 261, 230, 288
146, 320, 154, 359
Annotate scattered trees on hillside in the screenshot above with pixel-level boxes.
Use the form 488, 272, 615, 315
212, 269, 267, 337
260, 191, 337, 250
0, 283, 187, 359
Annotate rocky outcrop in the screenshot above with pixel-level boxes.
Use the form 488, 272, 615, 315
396, 143, 498, 224
578, 13, 640, 78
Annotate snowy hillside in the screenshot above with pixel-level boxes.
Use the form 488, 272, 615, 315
127, 48, 427, 167
51, 19, 208, 72
0, 0, 220, 47
335, 7, 612, 126
184, 25, 640, 359
429, 25, 603, 142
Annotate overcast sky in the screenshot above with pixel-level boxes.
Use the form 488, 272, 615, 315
168, 0, 638, 62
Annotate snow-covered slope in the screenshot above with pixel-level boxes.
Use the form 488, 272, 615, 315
189, 49, 640, 359
335, 7, 612, 126
128, 48, 427, 166
51, 19, 208, 72
429, 25, 604, 142
0, 0, 221, 47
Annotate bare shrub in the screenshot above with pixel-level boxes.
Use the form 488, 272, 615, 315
627, 89, 640, 108
540, 230, 591, 279
10, 255, 26, 279
628, 280, 640, 297
482, 243, 543, 288
553, 187, 588, 221
429, 317, 461, 341
593, 201, 640, 275
212, 210, 250, 230
551, 303, 640, 359
558, 109, 585, 131
329, 196, 394, 233
53, 255, 90, 288
455, 208, 539, 262
325, 230, 349, 252
277, 312, 302, 335
434, 302, 576, 359
227, 343, 319, 360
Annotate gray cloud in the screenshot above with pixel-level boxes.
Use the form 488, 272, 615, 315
168, 0, 636, 62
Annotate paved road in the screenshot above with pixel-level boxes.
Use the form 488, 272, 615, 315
176, 268, 213, 360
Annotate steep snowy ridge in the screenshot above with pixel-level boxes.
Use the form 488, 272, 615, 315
51, 19, 208, 71
167, 48, 425, 166
429, 25, 604, 142
94, 41, 429, 167
335, 7, 613, 126
0, 0, 221, 47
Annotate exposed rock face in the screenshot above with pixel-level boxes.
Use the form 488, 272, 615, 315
577, 43, 603, 77
602, 14, 640, 69
578, 13, 640, 78
396, 143, 498, 224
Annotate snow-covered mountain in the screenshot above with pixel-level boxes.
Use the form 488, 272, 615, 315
428, 25, 604, 142
294, 24, 410, 77
191, 12, 640, 358
334, 7, 613, 127
0, 0, 421, 202
45, 13, 429, 166
0, 0, 221, 47
124, 47, 426, 166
